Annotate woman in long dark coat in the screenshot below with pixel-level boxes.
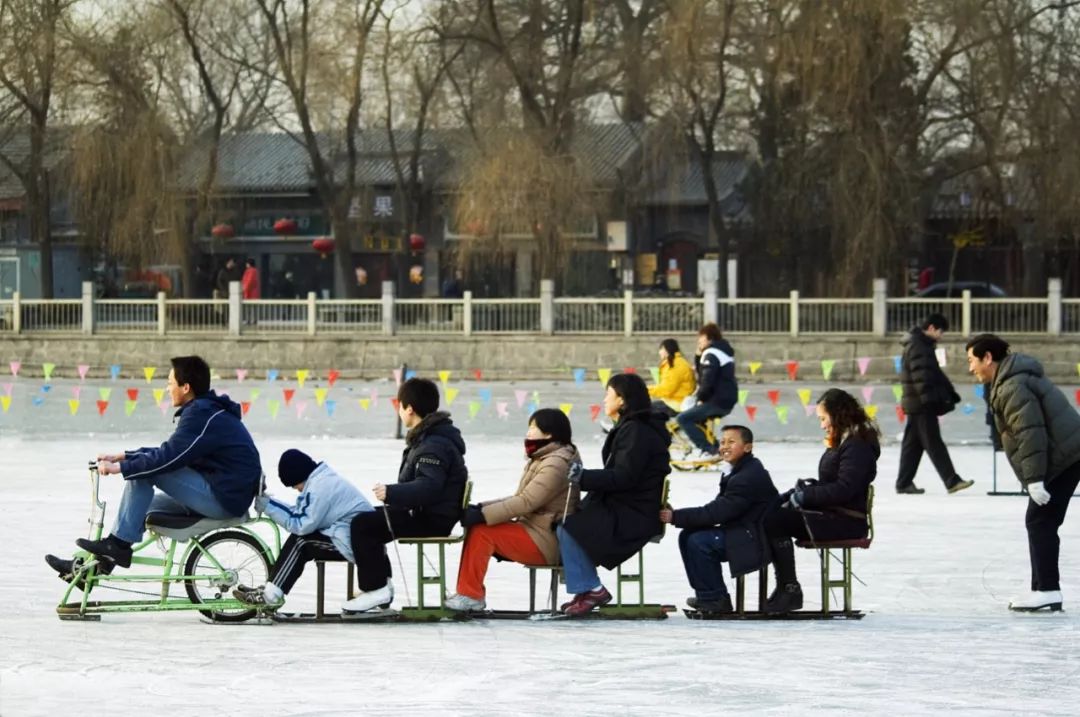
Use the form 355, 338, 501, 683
557, 373, 672, 616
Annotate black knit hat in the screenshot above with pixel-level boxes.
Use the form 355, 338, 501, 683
278, 449, 318, 487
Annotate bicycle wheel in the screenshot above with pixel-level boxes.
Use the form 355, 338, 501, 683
184, 529, 272, 622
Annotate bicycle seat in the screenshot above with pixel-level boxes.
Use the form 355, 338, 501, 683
145, 511, 247, 543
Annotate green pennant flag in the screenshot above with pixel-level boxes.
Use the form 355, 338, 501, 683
98, 387, 112, 401
820, 359, 835, 381
468, 400, 482, 419
776, 405, 790, 425
738, 389, 749, 406
267, 399, 281, 419
124, 400, 137, 417
892, 384, 903, 402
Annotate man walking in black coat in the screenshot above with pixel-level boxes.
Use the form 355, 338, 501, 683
896, 313, 973, 494
662, 425, 778, 614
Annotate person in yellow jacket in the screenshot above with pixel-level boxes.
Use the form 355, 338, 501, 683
649, 338, 696, 416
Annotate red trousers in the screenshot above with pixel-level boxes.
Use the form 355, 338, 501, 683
456, 522, 546, 599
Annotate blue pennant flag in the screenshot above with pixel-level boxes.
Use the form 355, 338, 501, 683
892, 356, 902, 374
326, 399, 337, 417
110, 364, 122, 380
478, 388, 492, 405
267, 369, 279, 383
973, 384, 985, 399
405, 369, 417, 381
573, 368, 586, 385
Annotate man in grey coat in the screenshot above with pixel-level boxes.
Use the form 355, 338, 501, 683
967, 333, 1080, 611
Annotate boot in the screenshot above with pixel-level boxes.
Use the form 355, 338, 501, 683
688, 594, 733, 614
75, 534, 133, 569
770, 537, 798, 585
765, 583, 803, 615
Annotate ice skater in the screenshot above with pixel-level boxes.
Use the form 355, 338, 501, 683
675, 323, 737, 463
895, 313, 972, 494
233, 449, 373, 609
648, 338, 696, 417
966, 334, 1080, 611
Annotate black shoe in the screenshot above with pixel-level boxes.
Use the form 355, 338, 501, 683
46, 553, 111, 590
765, 582, 803, 615
688, 595, 733, 614
75, 534, 133, 569
896, 484, 926, 494
946, 476, 974, 494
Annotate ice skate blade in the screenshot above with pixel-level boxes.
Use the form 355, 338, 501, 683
1009, 602, 1063, 612
340, 607, 401, 621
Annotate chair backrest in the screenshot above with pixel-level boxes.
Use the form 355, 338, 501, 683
461, 480, 473, 510
865, 485, 875, 541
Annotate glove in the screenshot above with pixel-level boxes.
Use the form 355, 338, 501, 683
786, 490, 804, 509
567, 461, 584, 485
1028, 481, 1051, 506
461, 504, 486, 528
254, 494, 269, 514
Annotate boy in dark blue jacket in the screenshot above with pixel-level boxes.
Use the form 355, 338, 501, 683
50, 356, 261, 571
343, 377, 468, 613
661, 425, 777, 614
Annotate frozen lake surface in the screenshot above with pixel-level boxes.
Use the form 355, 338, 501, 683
3, 425, 1080, 715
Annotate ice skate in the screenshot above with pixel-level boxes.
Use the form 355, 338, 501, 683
1008, 590, 1063, 612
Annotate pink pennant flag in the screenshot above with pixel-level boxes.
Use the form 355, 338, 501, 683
9, 361, 20, 377
1, 383, 12, 396
861, 386, 874, 404
496, 401, 509, 418
804, 404, 816, 417
159, 403, 169, 416
236, 369, 248, 382
369, 388, 379, 408
72, 386, 82, 400
295, 400, 308, 418
392, 369, 403, 385
77, 364, 90, 380
514, 389, 528, 408
856, 357, 871, 376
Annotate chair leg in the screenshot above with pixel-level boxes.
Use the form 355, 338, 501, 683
437, 544, 447, 609
735, 575, 746, 615
346, 563, 355, 600
843, 548, 853, 614
820, 549, 831, 614
548, 570, 558, 614
528, 568, 537, 613
757, 569, 768, 612
316, 561, 325, 619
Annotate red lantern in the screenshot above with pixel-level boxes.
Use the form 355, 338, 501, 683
312, 237, 335, 256
211, 223, 235, 239
409, 233, 425, 253
273, 217, 298, 235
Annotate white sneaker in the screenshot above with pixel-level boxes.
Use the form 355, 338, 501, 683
341, 583, 394, 613
1008, 590, 1063, 612
444, 593, 486, 612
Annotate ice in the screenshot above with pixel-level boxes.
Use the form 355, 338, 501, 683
3, 432, 1080, 716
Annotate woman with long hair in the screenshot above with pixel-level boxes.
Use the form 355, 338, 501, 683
763, 388, 880, 614
648, 338, 696, 417
444, 409, 581, 612
557, 373, 672, 616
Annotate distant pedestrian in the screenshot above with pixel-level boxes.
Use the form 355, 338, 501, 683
215, 257, 240, 298
895, 313, 972, 494
967, 334, 1080, 612
242, 258, 260, 300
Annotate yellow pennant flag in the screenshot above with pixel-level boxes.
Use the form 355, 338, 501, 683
152, 388, 165, 405
438, 370, 451, 386
749, 361, 762, 376
143, 366, 156, 383
797, 388, 812, 406
865, 404, 879, 419
0, 395, 9, 413
314, 387, 328, 406
69, 399, 80, 415
597, 368, 612, 387
358, 398, 371, 410
296, 370, 309, 388
446, 387, 460, 405
559, 403, 573, 416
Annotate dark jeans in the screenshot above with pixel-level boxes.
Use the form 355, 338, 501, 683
1026, 461, 1080, 592
651, 400, 677, 419
271, 531, 344, 594
765, 506, 868, 584
349, 507, 456, 591
678, 528, 729, 600
676, 403, 731, 453
896, 412, 957, 488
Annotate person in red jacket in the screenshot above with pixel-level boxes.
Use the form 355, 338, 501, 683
241, 258, 261, 299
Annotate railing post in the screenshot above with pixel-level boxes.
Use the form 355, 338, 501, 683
156, 291, 166, 336
789, 290, 799, 337
1047, 278, 1062, 336
381, 280, 396, 336
540, 280, 554, 335
463, 290, 472, 337
961, 289, 972, 336
82, 281, 94, 335
12, 291, 20, 334
228, 280, 241, 336
307, 292, 317, 335
623, 289, 633, 337
703, 277, 718, 325
872, 278, 887, 336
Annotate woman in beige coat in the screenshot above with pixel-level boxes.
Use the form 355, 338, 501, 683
445, 408, 580, 612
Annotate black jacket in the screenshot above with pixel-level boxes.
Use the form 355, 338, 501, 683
799, 434, 879, 518
900, 328, 959, 416
562, 410, 672, 569
385, 411, 468, 524
695, 339, 738, 411
990, 353, 1080, 486
671, 454, 778, 577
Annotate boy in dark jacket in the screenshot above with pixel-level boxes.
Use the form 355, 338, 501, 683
47, 356, 261, 573
675, 323, 737, 462
343, 377, 468, 613
662, 425, 778, 614
896, 313, 972, 494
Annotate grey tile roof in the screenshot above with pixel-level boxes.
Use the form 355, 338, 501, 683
640, 149, 749, 207
0, 130, 70, 200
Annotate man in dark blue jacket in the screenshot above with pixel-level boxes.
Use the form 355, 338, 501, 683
661, 425, 777, 613
343, 377, 468, 613
675, 323, 738, 462
62, 356, 261, 570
